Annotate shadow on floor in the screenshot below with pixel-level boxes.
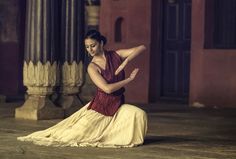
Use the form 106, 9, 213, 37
144, 134, 236, 146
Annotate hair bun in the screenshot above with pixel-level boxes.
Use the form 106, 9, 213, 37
85, 30, 107, 45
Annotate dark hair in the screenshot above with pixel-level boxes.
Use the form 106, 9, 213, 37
85, 30, 107, 45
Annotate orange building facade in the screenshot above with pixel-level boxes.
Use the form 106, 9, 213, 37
0, 0, 236, 108
99, 0, 236, 108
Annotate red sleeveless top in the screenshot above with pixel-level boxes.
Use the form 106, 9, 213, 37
87, 50, 125, 116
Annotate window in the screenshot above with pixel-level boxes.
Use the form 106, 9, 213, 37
114, 17, 123, 42
205, 0, 236, 49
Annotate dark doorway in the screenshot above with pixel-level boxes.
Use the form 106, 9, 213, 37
160, 0, 191, 102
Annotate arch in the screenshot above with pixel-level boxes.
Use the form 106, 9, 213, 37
114, 17, 124, 42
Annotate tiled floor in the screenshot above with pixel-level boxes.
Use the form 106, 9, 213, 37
0, 102, 236, 159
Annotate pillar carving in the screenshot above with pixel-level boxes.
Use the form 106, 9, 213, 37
15, 0, 64, 120
23, 61, 58, 95
56, 0, 85, 117
56, 61, 84, 116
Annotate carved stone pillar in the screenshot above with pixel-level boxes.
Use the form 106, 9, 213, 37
15, 0, 64, 120
56, 0, 85, 117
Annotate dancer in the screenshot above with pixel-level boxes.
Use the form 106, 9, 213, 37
17, 30, 147, 148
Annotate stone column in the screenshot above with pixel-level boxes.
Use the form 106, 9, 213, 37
55, 0, 85, 117
15, 0, 64, 120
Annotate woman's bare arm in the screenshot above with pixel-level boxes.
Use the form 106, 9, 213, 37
116, 45, 146, 61
88, 63, 139, 94
115, 45, 146, 75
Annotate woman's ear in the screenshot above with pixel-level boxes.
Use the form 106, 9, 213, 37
100, 41, 104, 49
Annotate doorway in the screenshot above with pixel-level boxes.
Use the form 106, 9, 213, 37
160, 0, 191, 102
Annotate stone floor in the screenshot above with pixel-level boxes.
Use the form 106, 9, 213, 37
0, 101, 236, 159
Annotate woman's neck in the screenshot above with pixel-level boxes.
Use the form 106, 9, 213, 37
94, 50, 105, 60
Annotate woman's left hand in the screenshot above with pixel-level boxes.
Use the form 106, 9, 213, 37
115, 58, 129, 75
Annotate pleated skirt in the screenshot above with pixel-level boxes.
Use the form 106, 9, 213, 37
17, 103, 148, 148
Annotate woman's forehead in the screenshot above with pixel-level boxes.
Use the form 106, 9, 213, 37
85, 38, 97, 45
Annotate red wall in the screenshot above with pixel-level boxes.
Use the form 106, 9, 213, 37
190, 0, 236, 108
0, 0, 25, 97
0, 43, 23, 96
99, 0, 151, 103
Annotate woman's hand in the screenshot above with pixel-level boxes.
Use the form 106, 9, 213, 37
115, 58, 129, 75
128, 68, 139, 81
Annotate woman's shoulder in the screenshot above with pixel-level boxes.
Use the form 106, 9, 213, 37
106, 50, 121, 58
114, 49, 124, 56
87, 62, 95, 70
106, 50, 117, 54
88, 62, 98, 71
105, 50, 124, 62
88, 61, 103, 74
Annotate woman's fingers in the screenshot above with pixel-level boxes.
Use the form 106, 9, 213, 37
129, 68, 139, 80
115, 66, 123, 75
115, 59, 129, 75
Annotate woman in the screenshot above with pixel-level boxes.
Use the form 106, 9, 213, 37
17, 30, 148, 148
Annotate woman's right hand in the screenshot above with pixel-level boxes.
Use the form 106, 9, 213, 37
129, 68, 139, 81
115, 58, 129, 75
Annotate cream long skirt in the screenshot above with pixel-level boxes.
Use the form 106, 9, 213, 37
17, 103, 148, 148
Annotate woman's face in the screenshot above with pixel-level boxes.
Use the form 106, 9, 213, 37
84, 38, 102, 57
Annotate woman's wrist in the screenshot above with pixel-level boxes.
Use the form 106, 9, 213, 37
125, 58, 130, 63
126, 77, 133, 82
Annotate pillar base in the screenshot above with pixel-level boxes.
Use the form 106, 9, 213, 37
56, 95, 83, 117
15, 96, 64, 120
